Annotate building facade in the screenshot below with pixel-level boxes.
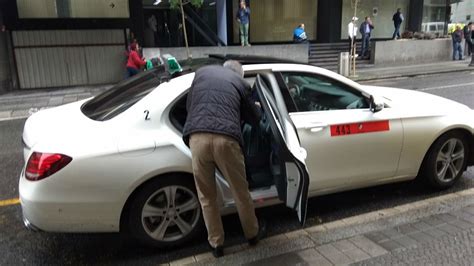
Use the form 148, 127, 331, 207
0, 0, 468, 90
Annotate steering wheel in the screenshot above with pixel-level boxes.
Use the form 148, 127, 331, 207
288, 83, 300, 98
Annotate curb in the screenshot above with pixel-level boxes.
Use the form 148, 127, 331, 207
353, 67, 474, 82
0, 109, 31, 122
0, 107, 51, 122
166, 188, 474, 265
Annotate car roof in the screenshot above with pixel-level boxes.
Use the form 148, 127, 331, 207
207, 54, 302, 65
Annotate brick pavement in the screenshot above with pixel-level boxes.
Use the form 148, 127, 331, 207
0, 85, 111, 121
164, 189, 474, 265
244, 205, 474, 266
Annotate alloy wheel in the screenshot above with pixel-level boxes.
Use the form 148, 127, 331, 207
435, 138, 465, 183
141, 185, 200, 242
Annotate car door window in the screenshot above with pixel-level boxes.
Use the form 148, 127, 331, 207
280, 72, 369, 112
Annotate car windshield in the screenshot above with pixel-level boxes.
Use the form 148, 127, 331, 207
81, 57, 223, 121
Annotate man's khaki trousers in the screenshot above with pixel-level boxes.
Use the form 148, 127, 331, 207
190, 133, 259, 248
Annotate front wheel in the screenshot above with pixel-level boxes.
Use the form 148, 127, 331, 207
125, 176, 203, 248
420, 132, 469, 189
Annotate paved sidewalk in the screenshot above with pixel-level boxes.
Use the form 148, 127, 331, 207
0, 85, 111, 121
166, 189, 474, 265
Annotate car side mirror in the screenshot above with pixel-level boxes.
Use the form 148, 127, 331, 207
369, 95, 384, 113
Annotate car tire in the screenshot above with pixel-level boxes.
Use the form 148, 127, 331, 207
420, 131, 469, 189
125, 175, 204, 248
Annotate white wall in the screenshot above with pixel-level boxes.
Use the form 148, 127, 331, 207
450, 0, 474, 23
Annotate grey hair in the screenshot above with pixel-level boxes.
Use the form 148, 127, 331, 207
223, 60, 244, 78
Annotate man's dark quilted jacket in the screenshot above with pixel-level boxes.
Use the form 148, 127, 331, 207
183, 65, 260, 147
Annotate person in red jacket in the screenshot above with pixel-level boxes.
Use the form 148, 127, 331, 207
126, 43, 146, 78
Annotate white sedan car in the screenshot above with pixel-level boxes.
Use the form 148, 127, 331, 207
20, 55, 474, 248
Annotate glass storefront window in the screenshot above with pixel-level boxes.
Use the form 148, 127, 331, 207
422, 0, 448, 35
17, 0, 130, 18
340, 0, 409, 39
142, 0, 218, 47
233, 0, 318, 43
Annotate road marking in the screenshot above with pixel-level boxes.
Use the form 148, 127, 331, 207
420, 81, 474, 91
0, 198, 20, 207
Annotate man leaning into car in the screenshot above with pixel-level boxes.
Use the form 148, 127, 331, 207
182, 60, 266, 258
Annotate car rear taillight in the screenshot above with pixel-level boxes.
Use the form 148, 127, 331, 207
25, 152, 72, 181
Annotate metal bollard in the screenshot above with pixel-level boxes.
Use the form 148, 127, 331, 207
339, 52, 350, 76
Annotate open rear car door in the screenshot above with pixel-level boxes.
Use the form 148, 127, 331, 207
254, 73, 310, 225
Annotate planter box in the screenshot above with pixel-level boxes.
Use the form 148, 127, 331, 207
143, 44, 309, 64
372, 39, 455, 66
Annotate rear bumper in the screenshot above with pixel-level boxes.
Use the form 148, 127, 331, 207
19, 173, 122, 233
22, 213, 42, 232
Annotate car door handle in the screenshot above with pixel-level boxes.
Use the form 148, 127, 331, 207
304, 122, 328, 132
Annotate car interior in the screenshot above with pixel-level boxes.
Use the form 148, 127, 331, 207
169, 75, 283, 192
281, 73, 369, 112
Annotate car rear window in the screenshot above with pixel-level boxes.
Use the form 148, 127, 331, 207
81, 57, 224, 121
81, 68, 166, 121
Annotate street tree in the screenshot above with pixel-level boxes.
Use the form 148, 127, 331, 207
169, 0, 203, 59
350, 0, 360, 77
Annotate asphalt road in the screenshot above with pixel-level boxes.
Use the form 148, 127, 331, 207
0, 71, 473, 265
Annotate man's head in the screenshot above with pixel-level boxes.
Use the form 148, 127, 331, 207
351, 17, 358, 22
456, 25, 462, 31
240, 1, 246, 8
223, 60, 244, 78
300, 23, 305, 29
397, 8, 401, 13
365, 16, 370, 22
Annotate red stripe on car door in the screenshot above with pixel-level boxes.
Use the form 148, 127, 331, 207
330, 120, 390, 137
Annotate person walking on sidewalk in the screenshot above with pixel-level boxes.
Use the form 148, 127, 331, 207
392, 8, 404, 40
183, 60, 266, 258
463, 22, 472, 56
126, 42, 146, 78
236, 1, 251, 47
468, 23, 474, 66
452, 25, 464, 61
359, 16, 374, 59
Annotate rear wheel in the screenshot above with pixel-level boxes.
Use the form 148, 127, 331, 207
420, 132, 469, 189
126, 176, 203, 248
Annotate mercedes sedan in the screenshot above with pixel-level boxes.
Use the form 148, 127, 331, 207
20, 55, 474, 248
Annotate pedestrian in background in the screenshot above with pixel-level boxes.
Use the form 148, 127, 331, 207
468, 24, 474, 66
183, 60, 266, 258
452, 25, 464, 61
359, 16, 374, 59
236, 1, 251, 47
348, 17, 358, 54
392, 8, 404, 40
126, 42, 146, 78
463, 22, 472, 56
293, 23, 308, 43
